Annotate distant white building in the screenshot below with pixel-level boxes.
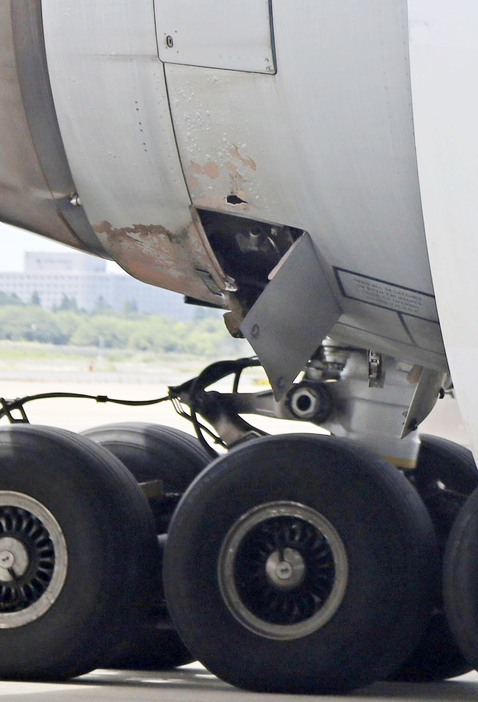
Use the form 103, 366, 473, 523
0, 251, 195, 319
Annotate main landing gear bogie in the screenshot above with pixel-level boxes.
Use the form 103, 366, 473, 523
0, 350, 476, 691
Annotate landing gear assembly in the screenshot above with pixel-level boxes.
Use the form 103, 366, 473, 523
0, 344, 476, 692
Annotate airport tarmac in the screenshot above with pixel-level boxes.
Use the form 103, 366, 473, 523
0, 665, 477, 702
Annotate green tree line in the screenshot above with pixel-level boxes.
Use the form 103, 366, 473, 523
0, 293, 245, 356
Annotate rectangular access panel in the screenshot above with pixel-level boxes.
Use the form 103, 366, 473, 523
155, 0, 276, 74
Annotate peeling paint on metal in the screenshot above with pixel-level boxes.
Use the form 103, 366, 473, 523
188, 161, 220, 179
92, 218, 231, 306
228, 144, 257, 171
189, 162, 203, 176
93, 220, 180, 277
184, 147, 256, 214
202, 161, 220, 179
225, 162, 245, 181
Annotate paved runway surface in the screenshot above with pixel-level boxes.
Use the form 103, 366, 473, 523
0, 666, 477, 702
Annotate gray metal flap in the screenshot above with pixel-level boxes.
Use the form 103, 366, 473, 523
241, 233, 341, 399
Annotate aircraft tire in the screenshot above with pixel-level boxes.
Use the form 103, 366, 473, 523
83, 423, 210, 670
443, 484, 478, 671
411, 435, 478, 543
0, 424, 161, 681
163, 434, 438, 693
83, 423, 210, 533
105, 628, 192, 671
388, 435, 477, 682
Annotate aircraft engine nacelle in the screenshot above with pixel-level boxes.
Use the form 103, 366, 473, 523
1, 1, 478, 445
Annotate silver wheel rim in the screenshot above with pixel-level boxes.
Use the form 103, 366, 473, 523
0, 491, 68, 628
218, 501, 348, 640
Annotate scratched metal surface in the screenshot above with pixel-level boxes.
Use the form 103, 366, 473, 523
42, 0, 228, 306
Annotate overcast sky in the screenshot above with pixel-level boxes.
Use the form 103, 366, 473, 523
0, 221, 121, 273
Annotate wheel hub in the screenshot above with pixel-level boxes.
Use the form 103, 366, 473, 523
265, 548, 305, 591
0, 538, 29, 581
0, 492, 68, 628
0, 549, 15, 571
218, 501, 348, 640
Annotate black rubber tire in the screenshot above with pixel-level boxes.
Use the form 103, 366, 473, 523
107, 629, 192, 671
388, 611, 471, 683
444, 485, 478, 671
0, 424, 161, 681
163, 434, 438, 694
83, 423, 210, 534
389, 435, 478, 682
83, 423, 210, 670
412, 435, 478, 547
